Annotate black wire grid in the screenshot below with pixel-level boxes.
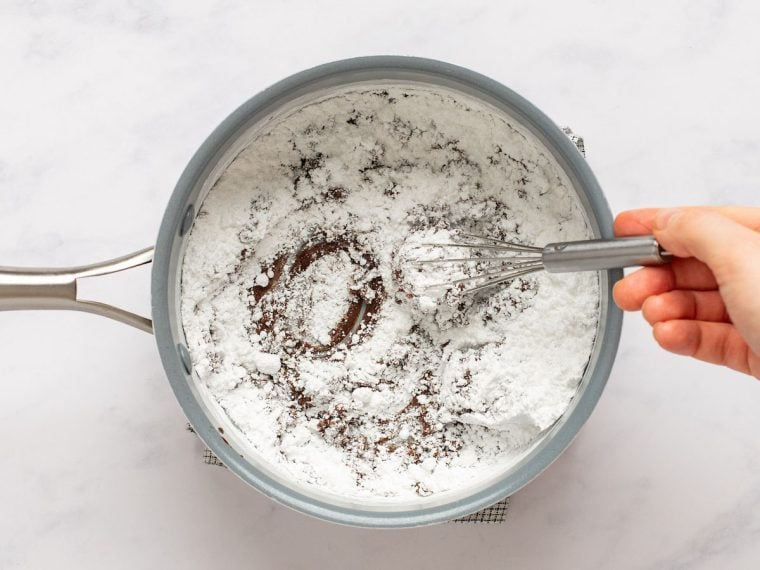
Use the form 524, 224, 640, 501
186, 424, 510, 523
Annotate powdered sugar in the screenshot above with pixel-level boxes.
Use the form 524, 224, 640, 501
282, 250, 356, 346
180, 84, 600, 502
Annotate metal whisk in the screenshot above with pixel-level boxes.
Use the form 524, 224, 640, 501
418, 233, 673, 294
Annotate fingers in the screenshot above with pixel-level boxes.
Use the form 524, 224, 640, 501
641, 290, 730, 325
614, 209, 661, 237
652, 320, 760, 379
614, 206, 760, 377
652, 209, 760, 278
656, 209, 760, 354
612, 258, 717, 311
614, 206, 760, 360
614, 206, 760, 237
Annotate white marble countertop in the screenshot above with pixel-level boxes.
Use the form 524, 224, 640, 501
2, 2, 759, 568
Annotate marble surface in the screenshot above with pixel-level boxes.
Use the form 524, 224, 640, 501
1, 1, 759, 568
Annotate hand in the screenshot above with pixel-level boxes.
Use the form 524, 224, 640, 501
613, 206, 760, 379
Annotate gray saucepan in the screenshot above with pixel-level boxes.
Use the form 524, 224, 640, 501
0, 56, 622, 527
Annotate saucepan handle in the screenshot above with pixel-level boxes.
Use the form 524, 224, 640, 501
0, 247, 154, 333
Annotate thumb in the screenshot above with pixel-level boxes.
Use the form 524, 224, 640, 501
653, 208, 760, 285
653, 208, 760, 354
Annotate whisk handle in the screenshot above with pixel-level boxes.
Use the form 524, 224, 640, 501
542, 236, 673, 273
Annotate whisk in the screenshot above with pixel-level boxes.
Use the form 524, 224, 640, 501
418, 233, 673, 294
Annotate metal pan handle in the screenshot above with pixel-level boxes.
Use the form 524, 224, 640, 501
0, 247, 154, 333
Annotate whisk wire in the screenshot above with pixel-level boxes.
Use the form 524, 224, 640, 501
417, 232, 545, 294
449, 262, 544, 287
458, 233, 543, 252
465, 266, 543, 294
421, 242, 540, 253
416, 256, 542, 265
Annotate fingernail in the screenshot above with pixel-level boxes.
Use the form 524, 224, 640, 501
654, 209, 681, 231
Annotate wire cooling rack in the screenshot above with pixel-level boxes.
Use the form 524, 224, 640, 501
186, 424, 510, 523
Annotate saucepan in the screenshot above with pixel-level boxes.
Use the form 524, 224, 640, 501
0, 56, 622, 527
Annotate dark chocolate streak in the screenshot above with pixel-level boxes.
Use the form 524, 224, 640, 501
250, 238, 385, 355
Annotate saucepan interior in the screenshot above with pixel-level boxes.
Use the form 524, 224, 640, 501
151, 57, 622, 527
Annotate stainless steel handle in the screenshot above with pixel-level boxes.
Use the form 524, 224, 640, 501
542, 236, 672, 273
0, 247, 154, 333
